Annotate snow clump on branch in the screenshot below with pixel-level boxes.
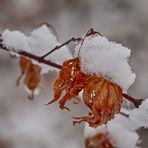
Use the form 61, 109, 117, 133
1, 24, 72, 73
74, 33, 136, 91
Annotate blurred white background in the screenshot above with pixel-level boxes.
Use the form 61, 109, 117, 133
0, 0, 148, 147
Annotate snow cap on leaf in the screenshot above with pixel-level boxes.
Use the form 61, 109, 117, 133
74, 32, 136, 91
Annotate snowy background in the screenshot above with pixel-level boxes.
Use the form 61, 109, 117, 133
0, 0, 148, 147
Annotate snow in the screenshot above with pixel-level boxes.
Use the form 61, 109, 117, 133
84, 123, 107, 138
74, 34, 136, 90
1, 24, 72, 73
28, 24, 72, 73
1, 29, 31, 52
84, 114, 140, 148
107, 121, 139, 148
129, 99, 148, 128
1, 94, 82, 148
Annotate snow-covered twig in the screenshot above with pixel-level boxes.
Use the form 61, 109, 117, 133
0, 31, 144, 108
0, 40, 62, 69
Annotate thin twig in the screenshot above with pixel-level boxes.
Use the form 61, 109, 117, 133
119, 112, 129, 118
41, 37, 81, 59
78, 28, 102, 57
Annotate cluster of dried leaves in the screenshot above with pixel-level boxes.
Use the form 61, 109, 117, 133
0, 27, 144, 148
16, 55, 123, 127
47, 58, 123, 128
0, 28, 124, 128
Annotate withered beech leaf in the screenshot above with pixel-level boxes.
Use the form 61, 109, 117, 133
73, 75, 123, 128
24, 63, 41, 99
17, 56, 32, 86
46, 58, 86, 111
17, 56, 41, 100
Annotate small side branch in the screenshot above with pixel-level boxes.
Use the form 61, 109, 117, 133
119, 112, 129, 118
123, 93, 143, 108
41, 37, 81, 59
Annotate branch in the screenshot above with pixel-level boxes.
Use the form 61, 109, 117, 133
123, 93, 143, 108
0, 33, 144, 108
20, 51, 62, 69
0, 41, 62, 69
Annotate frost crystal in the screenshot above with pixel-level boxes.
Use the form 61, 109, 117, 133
2, 24, 72, 73
84, 114, 140, 148
75, 34, 136, 90
129, 99, 148, 128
